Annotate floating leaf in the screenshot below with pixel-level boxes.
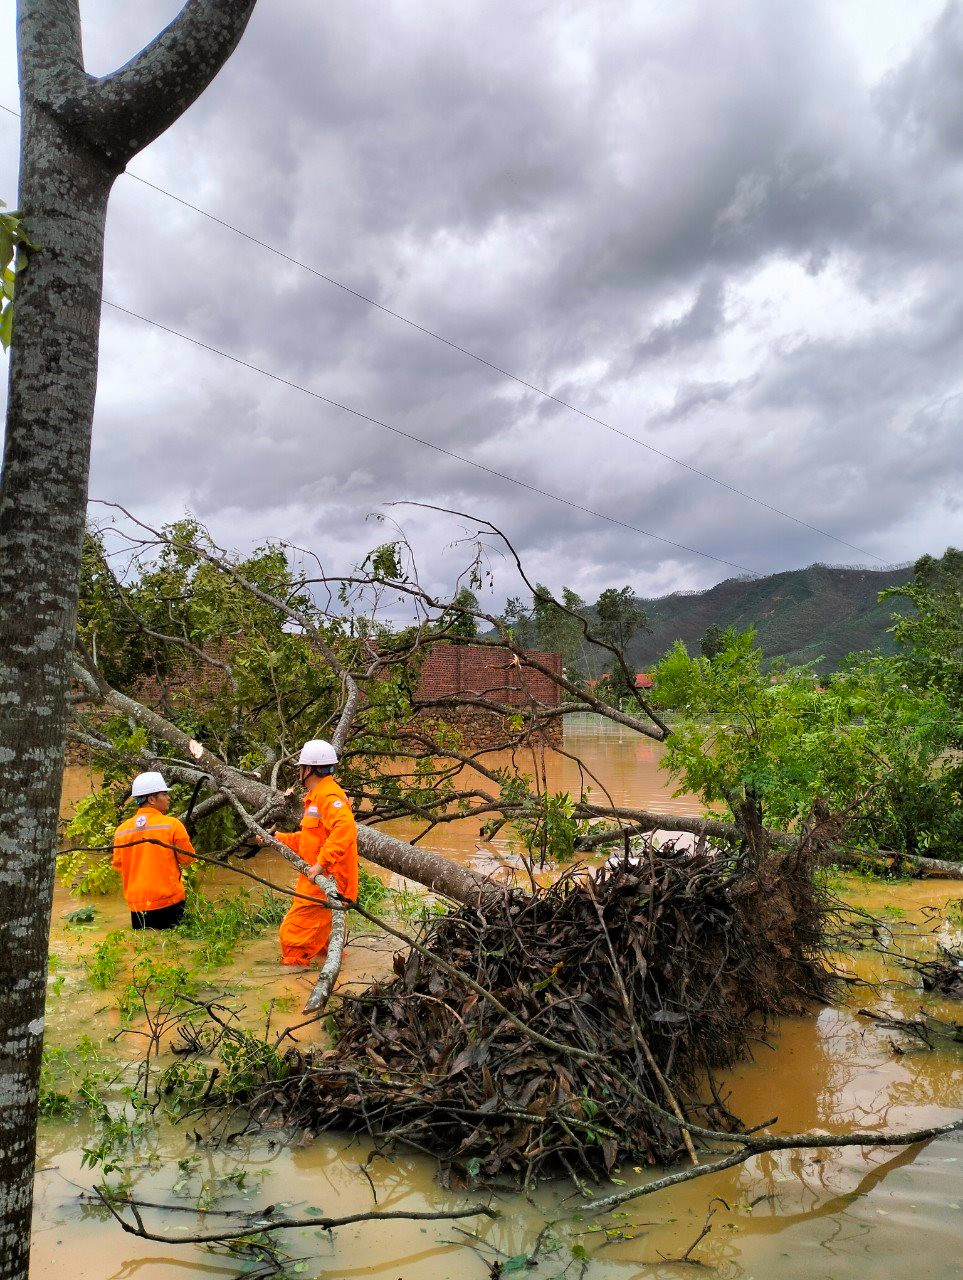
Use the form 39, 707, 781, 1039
64, 906, 96, 924
501, 1256, 530, 1274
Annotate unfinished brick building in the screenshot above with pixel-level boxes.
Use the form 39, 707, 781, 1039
413, 644, 563, 748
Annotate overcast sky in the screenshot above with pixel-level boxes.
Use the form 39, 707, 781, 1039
2, 0, 962, 607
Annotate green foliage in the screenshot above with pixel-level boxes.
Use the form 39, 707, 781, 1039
655, 626, 963, 857
81, 1089, 156, 1182
177, 884, 286, 967
0, 201, 37, 350
533, 584, 589, 675
441, 586, 480, 638
171, 1158, 261, 1210
497, 773, 585, 865
60, 787, 124, 895
77, 521, 344, 769
502, 595, 536, 647
39, 1037, 113, 1120
592, 586, 647, 698
357, 865, 391, 914
653, 627, 827, 832
363, 541, 405, 582
190, 799, 240, 858
76, 533, 150, 689
594, 586, 647, 652
386, 884, 448, 923
84, 931, 128, 989
821, 654, 963, 858
159, 1028, 292, 1112
118, 951, 199, 1023
63, 905, 96, 925
882, 547, 963, 726
699, 623, 728, 660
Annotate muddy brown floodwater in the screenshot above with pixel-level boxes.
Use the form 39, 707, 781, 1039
33, 720, 963, 1278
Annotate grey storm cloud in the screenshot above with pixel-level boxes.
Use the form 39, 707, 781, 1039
615, 280, 728, 376
2, 0, 963, 608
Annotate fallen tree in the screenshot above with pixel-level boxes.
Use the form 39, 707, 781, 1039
61, 512, 963, 1245
177, 839, 832, 1186
66, 507, 963, 1025
574, 807, 963, 880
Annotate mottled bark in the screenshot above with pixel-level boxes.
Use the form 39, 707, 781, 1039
575, 802, 793, 849
356, 823, 492, 903
1, 4, 257, 1276
0, 90, 114, 1280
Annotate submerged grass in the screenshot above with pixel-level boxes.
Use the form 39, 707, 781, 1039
84, 930, 128, 989
177, 884, 287, 967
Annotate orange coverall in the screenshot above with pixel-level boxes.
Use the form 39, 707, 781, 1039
275, 775, 359, 966
112, 805, 196, 913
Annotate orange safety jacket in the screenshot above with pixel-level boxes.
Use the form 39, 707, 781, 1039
275, 775, 359, 905
112, 805, 196, 913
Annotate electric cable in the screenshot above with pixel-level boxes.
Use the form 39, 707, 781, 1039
0, 99, 883, 563
122, 170, 882, 562
102, 298, 756, 575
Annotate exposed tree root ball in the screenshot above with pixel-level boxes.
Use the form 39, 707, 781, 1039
267, 841, 832, 1186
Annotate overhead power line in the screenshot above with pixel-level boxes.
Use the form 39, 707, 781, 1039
0, 100, 880, 563
102, 298, 755, 575
122, 170, 882, 563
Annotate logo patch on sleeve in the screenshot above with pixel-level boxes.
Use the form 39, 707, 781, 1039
332, 800, 343, 808
135, 814, 147, 829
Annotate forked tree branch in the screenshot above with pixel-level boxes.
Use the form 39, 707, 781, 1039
17, 0, 86, 108
79, 1, 259, 169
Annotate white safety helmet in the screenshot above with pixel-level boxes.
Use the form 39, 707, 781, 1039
131, 770, 169, 799
298, 739, 338, 768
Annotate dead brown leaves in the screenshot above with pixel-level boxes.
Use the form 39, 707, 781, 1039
262, 841, 831, 1187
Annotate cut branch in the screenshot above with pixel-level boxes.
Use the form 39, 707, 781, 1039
71, 647, 496, 906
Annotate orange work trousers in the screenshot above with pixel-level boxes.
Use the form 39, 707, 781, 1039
279, 896, 332, 966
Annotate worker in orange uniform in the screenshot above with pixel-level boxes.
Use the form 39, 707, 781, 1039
112, 771, 196, 930
271, 739, 359, 967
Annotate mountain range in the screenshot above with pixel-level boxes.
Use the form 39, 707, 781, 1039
615, 562, 913, 673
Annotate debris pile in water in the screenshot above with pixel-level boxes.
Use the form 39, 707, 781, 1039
920, 945, 963, 998
263, 841, 831, 1186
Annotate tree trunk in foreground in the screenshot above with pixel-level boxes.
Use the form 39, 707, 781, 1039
0, 114, 112, 1280
0, 5, 257, 1276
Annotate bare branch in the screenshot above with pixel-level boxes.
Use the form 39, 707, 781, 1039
94, 1187, 496, 1245
581, 1116, 963, 1214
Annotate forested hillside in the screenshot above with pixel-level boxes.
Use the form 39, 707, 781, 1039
622, 563, 913, 672
586, 565, 911, 675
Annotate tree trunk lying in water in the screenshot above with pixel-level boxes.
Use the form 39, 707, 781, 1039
576, 805, 963, 880
73, 658, 963, 907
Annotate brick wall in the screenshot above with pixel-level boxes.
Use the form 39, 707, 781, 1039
411, 645, 563, 749
415, 645, 562, 708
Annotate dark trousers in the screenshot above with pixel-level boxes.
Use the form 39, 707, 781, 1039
130, 900, 185, 931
